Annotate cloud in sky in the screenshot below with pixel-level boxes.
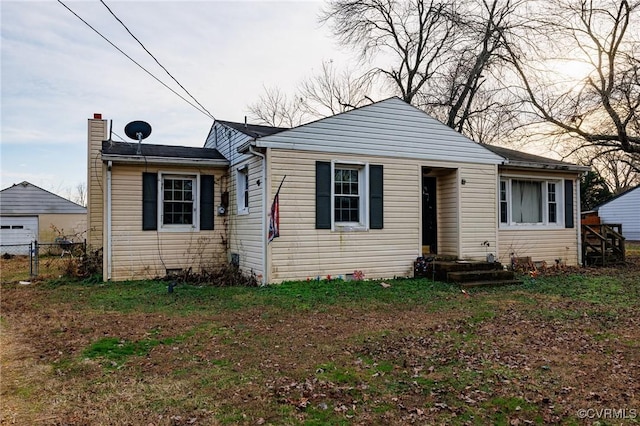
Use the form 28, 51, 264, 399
1, 0, 355, 195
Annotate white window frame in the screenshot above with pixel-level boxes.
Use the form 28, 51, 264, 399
499, 177, 564, 229
331, 161, 369, 231
237, 165, 249, 215
158, 172, 199, 232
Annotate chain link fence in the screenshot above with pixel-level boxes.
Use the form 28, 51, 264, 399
0, 240, 86, 282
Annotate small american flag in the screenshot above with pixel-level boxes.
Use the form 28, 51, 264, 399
268, 192, 280, 243
268, 176, 286, 244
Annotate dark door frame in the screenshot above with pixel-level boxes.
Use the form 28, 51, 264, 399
422, 172, 437, 254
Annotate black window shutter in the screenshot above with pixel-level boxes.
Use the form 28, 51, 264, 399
564, 179, 574, 228
200, 175, 215, 230
316, 161, 331, 229
142, 172, 157, 230
370, 165, 384, 229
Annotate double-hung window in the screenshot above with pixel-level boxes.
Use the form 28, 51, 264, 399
334, 166, 362, 224
142, 172, 215, 232
315, 161, 384, 231
163, 176, 195, 225
500, 178, 562, 227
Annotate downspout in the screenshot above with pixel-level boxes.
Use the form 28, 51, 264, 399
576, 174, 583, 266
106, 161, 113, 281
249, 144, 267, 285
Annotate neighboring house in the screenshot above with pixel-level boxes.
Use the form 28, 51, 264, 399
88, 98, 588, 282
0, 181, 87, 254
594, 185, 640, 240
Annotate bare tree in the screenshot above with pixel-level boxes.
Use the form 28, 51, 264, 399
573, 146, 640, 191
247, 86, 306, 127
503, 0, 640, 157
299, 60, 374, 117
321, 0, 456, 105
422, 0, 525, 140
320, 0, 527, 143
73, 182, 87, 207
248, 61, 374, 127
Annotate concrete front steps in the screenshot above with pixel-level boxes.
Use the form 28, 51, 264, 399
415, 257, 522, 288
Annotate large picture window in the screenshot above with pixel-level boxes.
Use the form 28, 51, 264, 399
500, 178, 562, 227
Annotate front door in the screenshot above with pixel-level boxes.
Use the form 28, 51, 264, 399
422, 174, 437, 254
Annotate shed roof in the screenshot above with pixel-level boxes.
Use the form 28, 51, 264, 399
102, 140, 228, 166
0, 181, 86, 215
482, 144, 589, 172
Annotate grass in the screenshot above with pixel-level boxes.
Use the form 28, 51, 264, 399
2, 259, 639, 425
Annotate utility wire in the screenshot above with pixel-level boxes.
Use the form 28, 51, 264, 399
57, 0, 214, 120
99, 0, 215, 120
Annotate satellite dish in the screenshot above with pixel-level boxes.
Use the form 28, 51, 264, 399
124, 120, 152, 140
124, 120, 152, 155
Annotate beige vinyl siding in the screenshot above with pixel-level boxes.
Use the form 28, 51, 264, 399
436, 170, 458, 256
459, 166, 499, 259
498, 228, 579, 266
497, 169, 581, 266
267, 149, 498, 282
108, 164, 226, 281
228, 157, 264, 279
87, 118, 107, 250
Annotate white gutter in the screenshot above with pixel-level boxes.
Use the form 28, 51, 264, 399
249, 144, 268, 285
106, 161, 113, 281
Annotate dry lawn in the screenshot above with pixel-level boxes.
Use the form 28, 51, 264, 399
1, 253, 639, 425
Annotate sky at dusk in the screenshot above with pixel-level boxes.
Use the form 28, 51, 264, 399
1, 0, 355, 199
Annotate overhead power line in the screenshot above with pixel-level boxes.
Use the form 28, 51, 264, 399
99, 0, 215, 119
57, 0, 215, 120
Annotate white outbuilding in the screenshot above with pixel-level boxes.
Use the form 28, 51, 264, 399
0, 182, 87, 254
595, 185, 640, 241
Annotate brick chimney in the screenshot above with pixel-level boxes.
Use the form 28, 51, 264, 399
87, 114, 107, 251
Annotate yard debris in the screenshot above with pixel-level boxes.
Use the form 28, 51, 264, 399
380, 282, 391, 288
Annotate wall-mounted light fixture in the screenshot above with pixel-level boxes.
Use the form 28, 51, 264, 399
461, 179, 466, 185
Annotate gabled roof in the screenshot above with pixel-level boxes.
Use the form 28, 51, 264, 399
594, 184, 640, 211
102, 140, 228, 166
482, 144, 590, 172
0, 181, 86, 215
254, 97, 505, 165
216, 120, 288, 139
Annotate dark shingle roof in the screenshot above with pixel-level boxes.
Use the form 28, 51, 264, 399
102, 140, 226, 160
482, 144, 588, 171
216, 120, 288, 139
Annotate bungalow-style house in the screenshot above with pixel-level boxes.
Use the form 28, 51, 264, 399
0, 181, 87, 254
593, 185, 640, 241
87, 98, 588, 283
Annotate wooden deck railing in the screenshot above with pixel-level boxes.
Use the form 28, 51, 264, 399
581, 223, 626, 266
